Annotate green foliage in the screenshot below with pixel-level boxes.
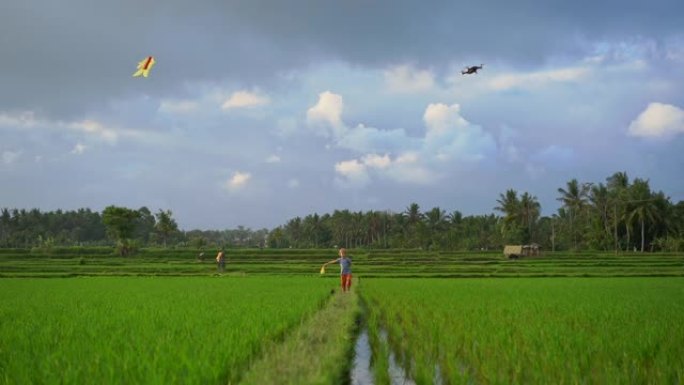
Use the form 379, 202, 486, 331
102, 206, 140, 243
154, 209, 179, 247
361, 278, 684, 384
0, 277, 331, 385
1, 248, 682, 278
1, 172, 683, 253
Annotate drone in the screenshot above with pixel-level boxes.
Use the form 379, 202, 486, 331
461, 64, 484, 75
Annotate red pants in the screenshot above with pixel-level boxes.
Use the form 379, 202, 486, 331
340, 274, 352, 291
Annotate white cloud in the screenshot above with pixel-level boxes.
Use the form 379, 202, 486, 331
488, 67, 590, 91
158, 99, 200, 114
422, 103, 497, 162
71, 143, 87, 155
628, 103, 684, 139
361, 153, 391, 169
337, 124, 417, 153
2, 150, 22, 164
221, 90, 270, 109
0, 111, 39, 128
334, 152, 438, 186
265, 154, 281, 163
309, 94, 496, 186
68, 120, 119, 143
334, 159, 370, 187
0, 111, 154, 144
224, 171, 252, 190
306, 91, 346, 137
384, 64, 435, 93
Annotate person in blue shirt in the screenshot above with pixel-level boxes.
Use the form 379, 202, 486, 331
323, 248, 353, 292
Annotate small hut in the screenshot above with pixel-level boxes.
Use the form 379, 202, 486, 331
503, 244, 540, 259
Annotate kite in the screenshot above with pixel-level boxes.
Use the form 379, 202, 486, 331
132, 56, 156, 78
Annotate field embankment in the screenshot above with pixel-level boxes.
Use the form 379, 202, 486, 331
0, 248, 682, 277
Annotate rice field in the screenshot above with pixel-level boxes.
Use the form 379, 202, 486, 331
1, 250, 683, 384
0, 277, 331, 385
1, 248, 682, 278
359, 278, 684, 384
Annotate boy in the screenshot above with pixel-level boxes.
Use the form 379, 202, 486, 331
323, 248, 352, 292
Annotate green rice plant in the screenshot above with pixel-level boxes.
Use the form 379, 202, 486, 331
361, 278, 684, 385
0, 277, 331, 385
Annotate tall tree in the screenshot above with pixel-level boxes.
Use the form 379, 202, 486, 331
154, 209, 179, 247
495, 189, 522, 243
626, 179, 660, 252
102, 206, 140, 255
519, 192, 541, 243
557, 179, 590, 250
607, 172, 630, 252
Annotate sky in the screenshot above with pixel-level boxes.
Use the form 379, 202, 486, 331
1, 0, 683, 230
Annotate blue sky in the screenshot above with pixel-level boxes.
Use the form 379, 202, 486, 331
1, 0, 683, 229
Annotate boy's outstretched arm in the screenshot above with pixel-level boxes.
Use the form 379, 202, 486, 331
323, 258, 340, 266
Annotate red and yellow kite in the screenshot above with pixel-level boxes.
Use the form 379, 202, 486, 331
132, 56, 155, 78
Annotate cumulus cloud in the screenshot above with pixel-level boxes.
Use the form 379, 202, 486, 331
71, 143, 87, 155
2, 150, 22, 164
225, 171, 252, 190
384, 64, 435, 93
222, 90, 270, 109
422, 103, 497, 162
628, 102, 684, 139
488, 67, 591, 91
334, 152, 438, 187
334, 159, 370, 187
306, 91, 345, 137
308, 93, 497, 186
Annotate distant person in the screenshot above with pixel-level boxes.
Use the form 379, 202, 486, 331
216, 249, 225, 273
323, 248, 353, 292
197, 252, 205, 262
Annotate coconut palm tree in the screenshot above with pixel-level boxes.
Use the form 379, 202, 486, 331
627, 179, 660, 252
495, 189, 520, 241
519, 192, 541, 243
557, 179, 590, 250
607, 172, 630, 252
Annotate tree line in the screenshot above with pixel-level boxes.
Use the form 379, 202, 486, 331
1, 172, 683, 253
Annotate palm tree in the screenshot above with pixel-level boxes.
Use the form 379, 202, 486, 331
303, 213, 323, 248
425, 207, 448, 248
607, 172, 630, 252
519, 192, 541, 243
557, 179, 590, 250
589, 183, 611, 249
627, 179, 660, 252
495, 189, 520, 240
403, 203, 423, 247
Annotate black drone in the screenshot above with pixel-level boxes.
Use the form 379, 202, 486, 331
461, 64, 484, 75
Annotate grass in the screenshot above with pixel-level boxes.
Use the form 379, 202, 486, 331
360, 277, 684, 384
1, 248, 683, 384
0, 248, 682, 278
238, 289, 359, 385
0, 277, 332, 385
